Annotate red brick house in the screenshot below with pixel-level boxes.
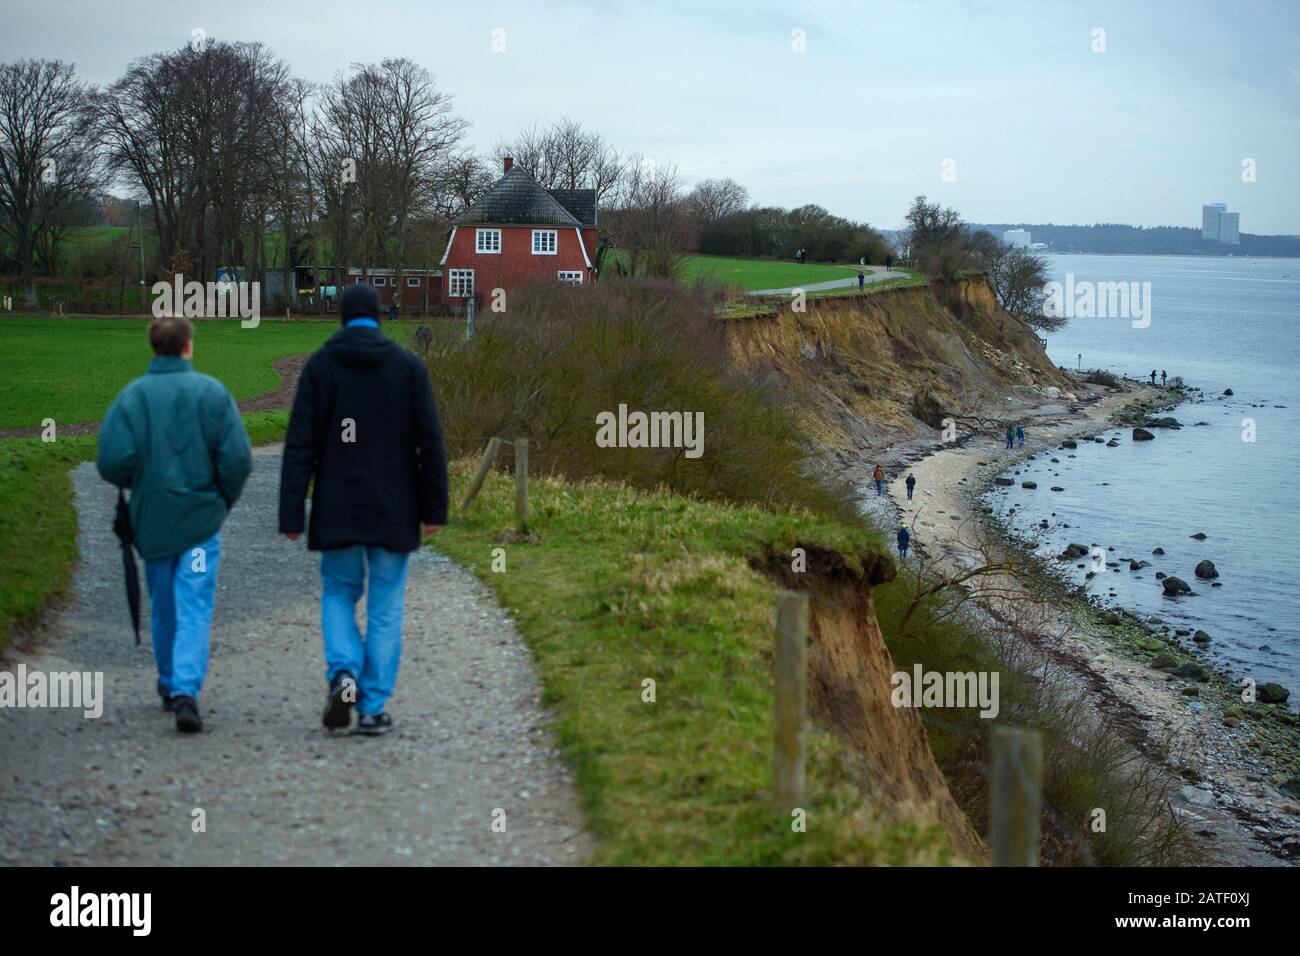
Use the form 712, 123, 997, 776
439, 158, 597, 306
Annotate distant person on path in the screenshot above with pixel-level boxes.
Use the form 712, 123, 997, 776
1150, 369, 1157, 385
1016, 425, 1025, 448
1161, 369, 1167, 387
897, 525, 910, 558
873, 464, 886, 496
279, 283, 449, 736
97, 316, 253, 733
905, 472, 916, 500
884, 254, 893, 272
858, 271, 865, 292
1005, 424, 1015, 449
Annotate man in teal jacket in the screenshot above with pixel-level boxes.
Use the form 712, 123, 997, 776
97, 316, 252, 732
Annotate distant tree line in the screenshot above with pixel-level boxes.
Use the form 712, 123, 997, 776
687, 176, 895, 265
974, 222, 1300, 258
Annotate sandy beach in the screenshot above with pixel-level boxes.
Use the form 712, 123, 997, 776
842, 375, 1300, 865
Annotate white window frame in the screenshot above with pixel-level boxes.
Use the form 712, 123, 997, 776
406, 276, 421, 287
557, 270, 583, 285
476, 228, 502, 254
532, 229, 558, 255
373, 275, 386, 286
448, 269, 475, 298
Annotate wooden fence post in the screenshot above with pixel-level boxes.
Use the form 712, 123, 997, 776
514, 438, 529, 534
773, 590, 809, 810
990, 726, 1042, 867
459, 437, 502, 514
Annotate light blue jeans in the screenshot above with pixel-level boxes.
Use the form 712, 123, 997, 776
144, 532, 221, 700
320, 547, 411, 716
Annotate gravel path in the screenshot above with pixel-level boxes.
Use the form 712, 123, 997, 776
0, 448, 590, 866
747, 266, 898, 296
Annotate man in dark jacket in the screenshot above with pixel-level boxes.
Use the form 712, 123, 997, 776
279, 283, 448, 735
98, 316, 253, 733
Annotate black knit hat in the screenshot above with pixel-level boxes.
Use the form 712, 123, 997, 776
339, 283, 381, 324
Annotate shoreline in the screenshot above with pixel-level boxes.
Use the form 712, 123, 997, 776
844, 374, 1300, 865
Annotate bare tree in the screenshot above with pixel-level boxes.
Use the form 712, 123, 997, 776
971, 229, 1064, 333
0, 59, 100, 306
494, 116, 626, 205
687, 177, 749, 230
603, 160, 692, 279
377, 58, 468, 292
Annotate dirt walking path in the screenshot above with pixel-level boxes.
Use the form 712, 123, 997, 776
0, 447, 590, 865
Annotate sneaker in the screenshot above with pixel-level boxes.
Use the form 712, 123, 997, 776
354, 712, 393, 736
173, 696, 202, 733
323, 671, 357, 730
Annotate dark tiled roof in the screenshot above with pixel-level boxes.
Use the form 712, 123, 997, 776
548, 189, 597, 227
459, 167, 582, 227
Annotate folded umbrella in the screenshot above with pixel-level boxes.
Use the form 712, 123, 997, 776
112, 489, 141, 645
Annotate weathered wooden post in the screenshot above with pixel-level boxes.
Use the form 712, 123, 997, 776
514, 438, 529, 534
989, 726, 1043, 866
459, 437, 502, 514
773, 590, 809, 810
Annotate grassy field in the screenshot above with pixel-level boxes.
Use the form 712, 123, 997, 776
434, 458, 950, 865
602, 252, 860, 291
0, 317, 420, 429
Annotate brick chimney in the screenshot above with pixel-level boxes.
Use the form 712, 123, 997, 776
503, 156, 513, 173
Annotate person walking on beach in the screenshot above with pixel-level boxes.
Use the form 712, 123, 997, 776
905, 472, 916, 500
897, 525, 910, 558
279, 283, 449, 736
1150, 369, 1157, 385
873, 464, 886, 496
1016, 425, 1025, 448
97, 316, 253, 733
1005, 424, 1015, 449
1161, 369, 1167, 387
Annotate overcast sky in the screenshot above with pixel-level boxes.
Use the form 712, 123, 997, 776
5, 0, 1298, 233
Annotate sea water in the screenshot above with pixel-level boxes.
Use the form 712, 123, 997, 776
985, 254, 1300, 708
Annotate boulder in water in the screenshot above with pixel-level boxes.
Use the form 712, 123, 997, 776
1223, 388, 1234, 396
1193, 630, 1211, 645
1194, 559, 1218, 579
1021, 481, 1037, 489
1059, 543, 1089, 560
1162, 576, 1193, 596
1190, 532, 1208, 540
1132, 427, 1155, 441
1152, 547, 1165, 555
994, 477, 1015, 486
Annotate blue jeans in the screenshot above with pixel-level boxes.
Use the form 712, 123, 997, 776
875, 480, 884, 495
320, 547, 411, 716
144, 532, 221, 700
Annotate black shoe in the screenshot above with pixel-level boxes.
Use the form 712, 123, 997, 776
323, 672, 357, 730
173, 696, 202, 733
162, 695, 177, 713
354, 712, 393, 736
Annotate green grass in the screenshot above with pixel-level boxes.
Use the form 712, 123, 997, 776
432, 460, 954, 865
603, 252, 859, 291
0, 437, 97, 648
0, 316, 420, 430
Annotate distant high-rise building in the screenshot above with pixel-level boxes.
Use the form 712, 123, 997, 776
1219, 212, 1240, 245
1003, 228, 1031, 248
1201, 203, 1240, 244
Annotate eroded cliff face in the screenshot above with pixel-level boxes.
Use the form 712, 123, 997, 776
725, 277, 1070, 460
761, 546, 987, 863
